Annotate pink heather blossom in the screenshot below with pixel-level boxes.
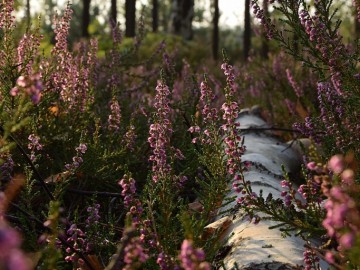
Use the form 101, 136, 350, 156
339, 232, 355, 249
86, 204, 100, 227
17, 32, 43, 75
28, 134, 42, 151
49, 5, 92, 111
65, 143, 87, 172
328, 155, 344, 174
325, 251, 335, 264
179, 240, 210, 270
28, 134, 42, 162
122, 124, 137, 151
0, 215, 30, 270
123, 237, 149, 269
110, 20, 122, 45
118, 174, 137, 208
199, 81, 219, 125
322, 174, 359, 252
64, 224, 90, 263
251, 0, 275, 39
148, 80, 173, 183
52, 4, 73, 54
299, 6, 349, 95
10, 74, 43, 104
0, 0, 15, 30
306, 161, 317, 171
107, 98, 121, 132
286, 69, 303, 97
220, 65, 243, 175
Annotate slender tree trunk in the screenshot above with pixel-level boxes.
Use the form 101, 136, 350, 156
125, 0, 136, 37
212, 0, 219, 61
111, 0, 117, 23
170, 0, 194, 40
170, 0, 182, 35
26, 0, 31, 28
182, 0, 194, 40
152, 0, 159, 32
355, 12, 360, 40
82, 0, 91, 38
261, 0, 269, 59
243, 0, 251, 61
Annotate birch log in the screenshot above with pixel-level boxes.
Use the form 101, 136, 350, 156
207, 108, 329, 270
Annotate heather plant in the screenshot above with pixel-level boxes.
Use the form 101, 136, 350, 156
233, 0, 360, 268
1, 1, 217, 268
251, 0, 360, 159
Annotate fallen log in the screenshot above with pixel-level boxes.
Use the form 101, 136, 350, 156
208, 108, 329, 270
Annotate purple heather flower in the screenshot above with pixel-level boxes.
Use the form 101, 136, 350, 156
0, 0, 15, 30
339, 232, 355, 249
10, 74, 43, 104
286, 69, 303, 97
148, 80, 173, 183
179, 240, 210, 270
86, 204, 100, 227
328, 155, 344, 174
123, 237, 149, 269
0, 222, 30, 270
108, 98, 121, 132
65, 143, 87, 172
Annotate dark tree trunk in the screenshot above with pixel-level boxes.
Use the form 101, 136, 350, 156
170, 0, 194, 40
125, 0, 136, 37
82, 0, 91, 38
243, 0, 251, 61
356, 12, 360, 40
111, 0, 117, 23
152, 0, 159, 32
212, 0, 219, 61
261, 0, 269, 59
26, 0, 31, 27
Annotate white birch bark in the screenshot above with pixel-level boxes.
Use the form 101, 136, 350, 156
206, 109, 329, 270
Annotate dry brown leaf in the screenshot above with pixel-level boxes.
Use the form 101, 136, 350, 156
202, 216, 232, 241
48, 105, 59, 116
44, 171, 71, 183
188, 200, 203, 213
295, 100, 309, 119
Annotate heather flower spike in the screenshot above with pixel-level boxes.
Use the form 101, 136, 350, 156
148, 79, 173, 183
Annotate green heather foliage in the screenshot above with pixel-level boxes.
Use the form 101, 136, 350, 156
0, 0, 359, 269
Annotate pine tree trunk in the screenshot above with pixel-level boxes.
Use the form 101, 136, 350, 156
82, 0, 91, 38
26, 0, 31, 27
111, 0, 117, 23
261, 0, 269, 59
212, 0, 219, 61
355, 12, 360, 40
170, 0, 194, 40
152, 0, 159, 32
243, 0, 251, 61
125, 0, 136, 37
